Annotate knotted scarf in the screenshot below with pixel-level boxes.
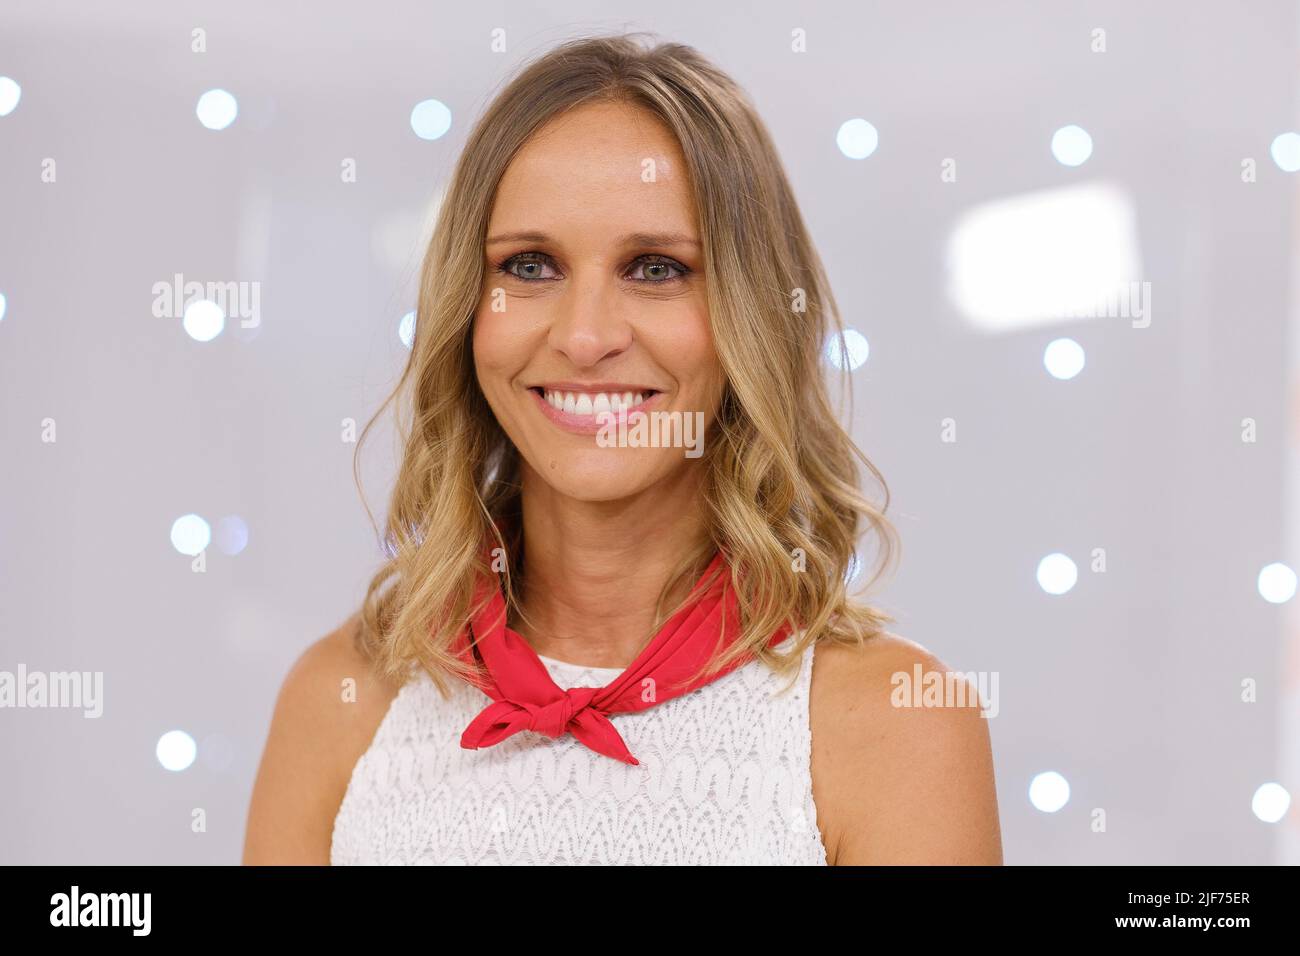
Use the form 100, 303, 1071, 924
454, 542, 790, 765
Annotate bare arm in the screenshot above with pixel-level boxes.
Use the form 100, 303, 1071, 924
811, 633, 1003, 865
242, 614, 403, 865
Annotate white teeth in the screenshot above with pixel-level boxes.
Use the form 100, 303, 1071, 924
541, 388, 654, 416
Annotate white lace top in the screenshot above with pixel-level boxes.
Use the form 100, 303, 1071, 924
330, 633, 828, 865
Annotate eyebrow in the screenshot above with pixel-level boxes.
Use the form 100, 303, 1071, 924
485, 230, 701, 248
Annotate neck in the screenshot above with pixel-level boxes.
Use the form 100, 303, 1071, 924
510, 462, 712, 669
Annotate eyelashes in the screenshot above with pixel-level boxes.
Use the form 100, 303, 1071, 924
493, 252, 691, 285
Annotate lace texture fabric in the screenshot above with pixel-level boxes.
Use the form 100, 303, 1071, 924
330, 633, 828, 865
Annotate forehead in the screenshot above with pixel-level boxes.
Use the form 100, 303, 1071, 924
487, 100, 698, 239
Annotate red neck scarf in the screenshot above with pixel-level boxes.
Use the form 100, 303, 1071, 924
453, 543, 791, 766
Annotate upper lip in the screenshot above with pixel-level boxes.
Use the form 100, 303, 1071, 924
530, 382, 662, 393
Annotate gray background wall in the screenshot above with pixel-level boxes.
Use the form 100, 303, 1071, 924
1, 0, 1297, 864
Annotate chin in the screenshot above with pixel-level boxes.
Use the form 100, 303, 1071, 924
528, 449, 678, 503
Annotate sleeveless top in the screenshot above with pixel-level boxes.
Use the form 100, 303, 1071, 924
330, 632, 829, 865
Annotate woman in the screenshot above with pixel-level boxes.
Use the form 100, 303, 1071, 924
243, 33, 1002, 865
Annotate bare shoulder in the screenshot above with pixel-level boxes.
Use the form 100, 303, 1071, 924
809, 631, 1003, 865
242, 612, 407, 865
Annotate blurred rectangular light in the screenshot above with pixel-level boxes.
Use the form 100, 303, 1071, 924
945, 181, 1143, 334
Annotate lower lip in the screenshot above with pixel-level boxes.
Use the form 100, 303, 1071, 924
528, 388, 662, 436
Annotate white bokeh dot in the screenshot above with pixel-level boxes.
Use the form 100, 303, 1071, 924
1251, 782, 1291, 823
410, 99, 452, 141
1044, 337, 1086, 380
183, 299, 225, 342
1269, 132, 1300, 173
0, 291, 7, 321
196, 88, 240, 130
0, 76, 20, 117
836, 118, 879, 160
824, 328, 870, 370
1037, 552, 1077, 595
1029, 771, 1070, 813
1051, 124, 1093, 167
196, 88, 238, 130
170, 514, 211, 556
156, 730, 197, 772
399, 310, 416, 349
1257, 562, 1296, 604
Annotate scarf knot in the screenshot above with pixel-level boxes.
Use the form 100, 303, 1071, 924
525, 687, 597, 739
454, 535, 792, 766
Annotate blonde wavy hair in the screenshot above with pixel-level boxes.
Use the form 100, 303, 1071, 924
354, 32, 900, 696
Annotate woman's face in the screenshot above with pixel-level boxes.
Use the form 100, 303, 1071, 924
472, 100, 724, 504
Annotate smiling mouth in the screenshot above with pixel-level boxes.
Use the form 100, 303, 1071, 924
528, 386, 660, 416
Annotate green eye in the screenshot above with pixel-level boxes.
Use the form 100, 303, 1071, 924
494, 252, 690, 283
498, 253, 557, 281
629, 256, 689, 283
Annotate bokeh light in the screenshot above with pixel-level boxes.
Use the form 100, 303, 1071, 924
1251, 782, 1291, 823
196, 89, 238, 130
410, 98, 452, 140
156, 730, 197, 772
1037, 553, 1078, 595
0, 76, 20, 117
215, 515, 250, 556
1044, 337, 1086, 380
1257, 562, 1296, 604
170, 514, 211, 556
836, 118, 879, 160
399, 310, 416, 349
183, 299, 225, 342
1029, 771, 1070, 812
1269, 132, 1300, 172
823, 328, 870, 370
1051, 124, 1093, 166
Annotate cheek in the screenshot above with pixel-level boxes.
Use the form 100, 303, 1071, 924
653, 309, 724, 403
472, 307, 531, 392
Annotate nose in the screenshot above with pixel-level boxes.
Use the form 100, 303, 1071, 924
546, 268, 633, 367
